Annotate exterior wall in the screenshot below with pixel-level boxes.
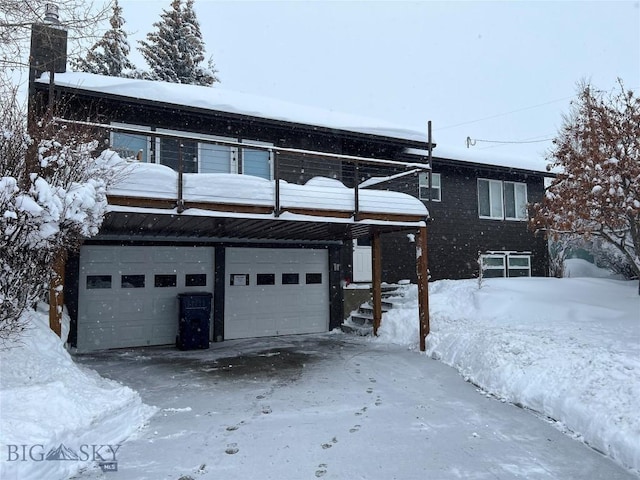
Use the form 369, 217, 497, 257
49, 87, 547, 287
52, 91, 414, 188
355, 161, 548, 282
425, 161, 548, 280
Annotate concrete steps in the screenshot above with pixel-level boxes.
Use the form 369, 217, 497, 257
341, 283, 410, 335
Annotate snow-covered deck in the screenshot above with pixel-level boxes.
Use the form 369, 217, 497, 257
103, 157, 429, 242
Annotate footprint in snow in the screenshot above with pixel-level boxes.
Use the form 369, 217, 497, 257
355, 406, 367, 416
315, 464, 328, 477
321, 437, 338, 449
366, 387, 373, 394
262, 406, 272, 414
349, 425, 361, 433
225, 443, 239, 455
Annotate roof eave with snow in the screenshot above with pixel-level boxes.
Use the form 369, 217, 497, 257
37, 72, 429, 146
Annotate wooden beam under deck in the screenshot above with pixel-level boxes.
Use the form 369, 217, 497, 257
355, 212, 426, 223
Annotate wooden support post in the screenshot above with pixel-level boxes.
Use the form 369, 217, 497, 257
417, 224, 430, 351
274, 150, 281, 217
372, 230, 382, 336
48, 250, 67, 338
177, 142, 184, 213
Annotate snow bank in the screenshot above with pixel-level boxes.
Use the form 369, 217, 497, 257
0, 305, 156, 480
375, 278, 640, 473
564, 257, 624, 279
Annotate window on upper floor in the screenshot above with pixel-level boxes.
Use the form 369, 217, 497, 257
158, 136, 199, 173
110, 123, 151, 161
478, 178, 527, 220
418, 172, 441, 202
504, 181, 528, 220
111, 124, 273, 179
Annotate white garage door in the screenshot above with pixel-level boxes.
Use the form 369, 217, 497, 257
225, 248, 329, 340
77, 246, 214, 351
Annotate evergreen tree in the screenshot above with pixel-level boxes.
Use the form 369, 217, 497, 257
138, 0, 218, 86
71, 0, 135, 77
183, 0, 219, 86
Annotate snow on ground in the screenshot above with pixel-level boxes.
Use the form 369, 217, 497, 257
0, 304, 156, 480
73, 332, 636, 480
564, 257, 627, 279
376, 276, 640, 473
1, 273, 638, 478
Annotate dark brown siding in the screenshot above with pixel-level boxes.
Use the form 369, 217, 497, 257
425, 162, 547, 280
361, 162, 548, 282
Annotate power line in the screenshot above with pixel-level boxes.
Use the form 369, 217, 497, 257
438, 94, 577, 131
466, 136, 554, 147
441, 84, 640, 133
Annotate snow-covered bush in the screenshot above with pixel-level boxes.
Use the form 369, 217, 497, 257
592, 236, 637, 280
0, 100, 121, 342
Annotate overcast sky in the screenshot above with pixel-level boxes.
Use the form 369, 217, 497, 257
117, 1, 640, 161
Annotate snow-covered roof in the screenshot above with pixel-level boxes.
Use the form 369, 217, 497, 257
405, 146, 551, 174
39, 72, 427, 143
40, 72, 551, 174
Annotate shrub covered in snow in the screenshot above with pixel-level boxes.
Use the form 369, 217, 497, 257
0, 99, 123, 342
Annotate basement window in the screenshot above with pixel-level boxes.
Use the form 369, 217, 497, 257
480, 253, 532, 278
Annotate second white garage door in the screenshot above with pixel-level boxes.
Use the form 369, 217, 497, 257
224, 248, 329, 339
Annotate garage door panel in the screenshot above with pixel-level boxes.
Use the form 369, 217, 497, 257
85, 300, 114, 318
119, 249, 149, 264
84, 249, 117, 264
153, 296, 178, 313
225, 248, 329, 340
78, 246, 214, 351
119, 296, 148, 316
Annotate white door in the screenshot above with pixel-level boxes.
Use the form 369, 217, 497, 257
224, 248, 329, 340
352, 238, 372, 283
77, 246, 214, 351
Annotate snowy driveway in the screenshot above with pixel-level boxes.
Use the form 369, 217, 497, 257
73, 334, 636, 480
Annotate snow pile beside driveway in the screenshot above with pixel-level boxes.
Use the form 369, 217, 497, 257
0, 304, 156, 480
375, 277, 640, 474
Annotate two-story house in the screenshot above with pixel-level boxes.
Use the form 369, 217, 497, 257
28, 23, 547, 353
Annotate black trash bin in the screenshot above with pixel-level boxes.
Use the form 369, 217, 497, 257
176, 292, 212, 350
